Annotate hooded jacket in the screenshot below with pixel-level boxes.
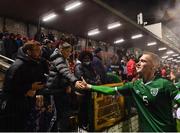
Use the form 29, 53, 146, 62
3, 47, 49, 98
2, 47, 49, 131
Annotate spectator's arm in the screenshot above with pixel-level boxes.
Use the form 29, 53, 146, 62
74, 64, 83, 80
54, 58, 78, 84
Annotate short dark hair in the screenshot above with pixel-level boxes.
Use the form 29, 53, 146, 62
129, 54, 134, 58
79, 51, 93, 62
94, 47, 102, 54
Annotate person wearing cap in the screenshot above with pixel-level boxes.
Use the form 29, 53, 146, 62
92, 47, 107, 84
41, 39, 55, 61
83, 51, 180, 132
1, 40, 49, 131
46, 42, 85, 131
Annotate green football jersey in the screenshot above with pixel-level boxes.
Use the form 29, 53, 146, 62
175, 81, 180, 89
91, 78, 180, 132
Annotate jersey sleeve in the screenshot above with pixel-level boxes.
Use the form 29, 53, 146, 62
175, 82, 180, 89
166, 80, 180, 104
91, 82, 132, 95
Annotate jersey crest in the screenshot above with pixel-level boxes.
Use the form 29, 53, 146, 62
135, 89, 140, 94
150, 88, 159, 96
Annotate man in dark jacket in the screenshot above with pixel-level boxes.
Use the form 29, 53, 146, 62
1, 40, 49, 131
4, 33, 18, 59
41, 39, 55, 61
46, 42, 85, 131
92, 48, 107, 83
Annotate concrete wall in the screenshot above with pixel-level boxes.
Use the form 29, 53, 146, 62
6, 18, 27, 36
29, 24, 37, 39
104, 115, 139, 132
0, 17, 62, 39
0, 17, 110, 52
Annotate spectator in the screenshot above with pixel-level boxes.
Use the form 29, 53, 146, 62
74, 51, 101, 131
161, 66, 167, 78
46, 42, 85, 131
48, 32, 55, 42
126, 54, 136, 81
126, 54, 137, 116
22, 37, 28, 44
92, 48, 107, 83
16, 34, 23, 48
4, 33, 18, 59
1, 40, 49, 131
34, 31, 45, 43
120, 59, 127, 81
41, 39, 55, 61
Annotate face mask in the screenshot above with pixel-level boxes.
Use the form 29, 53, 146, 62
84, 62, 91, 65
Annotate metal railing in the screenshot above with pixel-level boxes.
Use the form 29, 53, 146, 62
0, 55, 14, 72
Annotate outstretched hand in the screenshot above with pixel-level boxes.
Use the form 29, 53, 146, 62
81, 77, 92, 89
75, 81, 86, 89
75, 77, 92, 90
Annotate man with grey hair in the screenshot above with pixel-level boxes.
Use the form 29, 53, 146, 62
46, 42, 85, 131
84, 51, 180, 132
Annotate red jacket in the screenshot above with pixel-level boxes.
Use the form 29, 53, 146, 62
126, 59, 136, 76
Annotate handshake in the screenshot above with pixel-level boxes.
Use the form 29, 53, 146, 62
74, 77, 91, 90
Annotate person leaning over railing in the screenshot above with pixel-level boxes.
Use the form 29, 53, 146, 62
46, 42, 86, 132
82, 51, 180, 132
74, 51, 101, 131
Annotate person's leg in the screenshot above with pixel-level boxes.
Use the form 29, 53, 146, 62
81, 92, 91, 130
53, 93, 74, 131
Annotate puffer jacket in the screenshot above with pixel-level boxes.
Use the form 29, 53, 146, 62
46, 48, 78, 93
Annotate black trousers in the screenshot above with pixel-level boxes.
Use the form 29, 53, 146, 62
53, 93, 78, 132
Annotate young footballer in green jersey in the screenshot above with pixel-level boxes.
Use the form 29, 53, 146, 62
84, 51, 180, 132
